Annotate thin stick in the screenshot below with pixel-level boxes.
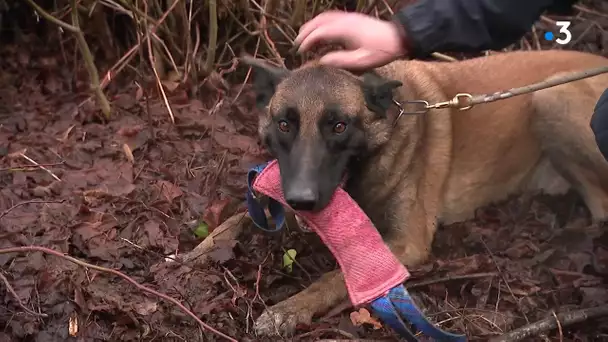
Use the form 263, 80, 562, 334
552, 311, 563, 342
20, 153, 61, 181
480, 238, 530, 324
144, 2, 175, 124
0, 271, 48, 317
99, 0, 181, 90
490, 305, 608, 342
0, 246, 237, 342
204, 0, 218, 75
23, 0, 111, 118
0, 162, 64, 172
407, 272, 498, 289
0, 200, 65, 221
573, 4, 608, 19
181, 212, 250, 264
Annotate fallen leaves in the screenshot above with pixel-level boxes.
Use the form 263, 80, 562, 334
136, 220, 179, 254
155, 180, 183, 203
208, 239, 238, 264
212, 131, 260, 154
78, 160, 136, 204
349, 308, 382, 330
71, 212, 121, 261
202, 198, 233, 231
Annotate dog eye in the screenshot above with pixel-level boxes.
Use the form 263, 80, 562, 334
332, 122, 347, 134
278, 120, 290, 133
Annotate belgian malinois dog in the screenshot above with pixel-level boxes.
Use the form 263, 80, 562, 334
241, 49, 608, 336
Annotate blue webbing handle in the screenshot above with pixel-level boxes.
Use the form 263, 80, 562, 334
246, 163, 286, 232
370, 284, 468, 341
370, 296, 419, 342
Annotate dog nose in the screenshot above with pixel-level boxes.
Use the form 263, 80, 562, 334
285, 187, 317, 211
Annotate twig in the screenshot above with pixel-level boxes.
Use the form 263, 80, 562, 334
490, 305, 608, 342
144, 4, 175, 124
181, 212, 250, 264
480, 238, 530, 324
19, 153, 61, 181
295, 328, 358, 340
407, 272, 498, 289
204, 0, 218, 75
256, 0, 285, 66
230, 31, 262, 106
531, 26, 542, 50
0, 271, 48, 317
24, 0, 77, 32
182, 0, 196, 84
24, 0, 111, 118
570, 22, 596, 47
573, 4, 608, 19
552, 311, 563, 342
431, 52, 458, 62
0, 162, 65, 172
0, 246, 237, 342
0, 200, 65, 221
99, 0, 181, 90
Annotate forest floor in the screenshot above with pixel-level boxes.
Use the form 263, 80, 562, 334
2, 1, 608, 341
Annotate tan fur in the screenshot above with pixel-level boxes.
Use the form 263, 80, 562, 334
250, 49, 608, 336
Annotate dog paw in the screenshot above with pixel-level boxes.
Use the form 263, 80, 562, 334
254, 300, 314, 336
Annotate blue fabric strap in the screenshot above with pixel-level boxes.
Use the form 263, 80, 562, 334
246, 163, 286, 232
370, 296, 419, 342
370, 284, 467, 341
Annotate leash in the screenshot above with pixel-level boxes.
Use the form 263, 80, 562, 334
393, 65, 608, 120
246, 164, 466, 342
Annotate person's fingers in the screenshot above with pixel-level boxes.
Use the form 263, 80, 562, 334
318, 49, 375, 69
319, 49, 395, 70
297, 22, 357, 53
295, 11, 348, 45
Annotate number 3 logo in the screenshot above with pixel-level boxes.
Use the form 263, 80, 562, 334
555, 21, 572, 45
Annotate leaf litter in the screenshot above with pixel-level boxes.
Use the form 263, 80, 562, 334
1, 3, 608, 342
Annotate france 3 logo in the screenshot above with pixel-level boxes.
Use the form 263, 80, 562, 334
544, 21, 572, 45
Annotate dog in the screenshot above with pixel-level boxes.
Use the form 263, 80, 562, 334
241, 49, 608, 336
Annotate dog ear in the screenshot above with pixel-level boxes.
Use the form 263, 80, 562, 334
241, 55, 290, 109
361, 72, 403, 117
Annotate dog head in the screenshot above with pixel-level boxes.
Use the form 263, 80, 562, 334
242, 56, 403, 212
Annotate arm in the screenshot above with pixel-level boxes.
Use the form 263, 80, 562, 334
591, 88, 608, 161
392, 0, 577, 58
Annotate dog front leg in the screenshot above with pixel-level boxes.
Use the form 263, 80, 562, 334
254, 269, 347, 336
254, 198, 438, 337
386, 200, 438, 269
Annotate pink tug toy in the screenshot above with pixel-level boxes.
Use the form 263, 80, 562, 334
247, 159, 467, 342
252, 159, 410, 305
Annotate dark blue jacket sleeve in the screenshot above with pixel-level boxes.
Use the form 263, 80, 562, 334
392, 0, 577, 58
591, 89, 608, 161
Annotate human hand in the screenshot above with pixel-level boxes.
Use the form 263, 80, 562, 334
294, 11, 408, 70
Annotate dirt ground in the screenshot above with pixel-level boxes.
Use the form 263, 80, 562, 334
2, 2, 608, 342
